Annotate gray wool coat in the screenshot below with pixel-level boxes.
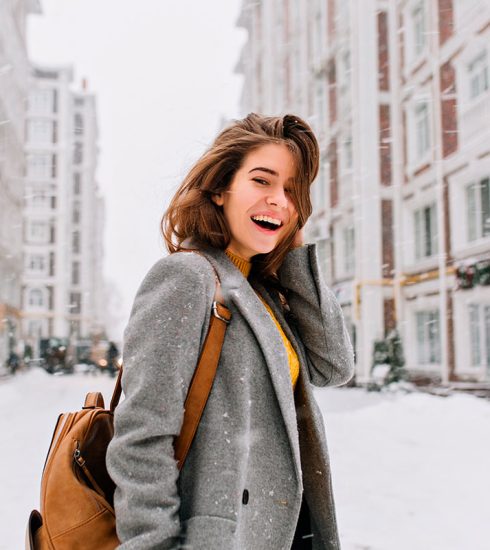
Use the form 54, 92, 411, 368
106, 243, 354, 550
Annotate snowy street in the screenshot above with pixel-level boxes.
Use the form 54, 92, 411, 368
1, 369, 489, 550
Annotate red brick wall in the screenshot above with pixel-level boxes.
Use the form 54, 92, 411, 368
379, 104, 392, 186
384, 298, 396, 335
381, 199, 394, 278
438, 0, 454, 46
327, 0, 336, 42
378, 11, 390, 91
399, 11, 405, 76
329, 139, 338, 208
440, 61, 458, 158
328, 59, 337, 125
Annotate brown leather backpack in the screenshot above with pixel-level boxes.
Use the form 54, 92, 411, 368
27, 271, 231, 549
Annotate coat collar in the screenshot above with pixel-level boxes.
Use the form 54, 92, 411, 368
180, 240, 302, 483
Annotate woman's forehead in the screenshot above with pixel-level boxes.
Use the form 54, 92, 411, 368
241, 143, 297, 176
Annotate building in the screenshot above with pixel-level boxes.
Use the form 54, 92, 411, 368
22, 66, 106, 355
0, 0, 41, 368
236, 0, 490, 383
69, 86, 106, 340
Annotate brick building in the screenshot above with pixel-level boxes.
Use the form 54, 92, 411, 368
236, 0, 490, 383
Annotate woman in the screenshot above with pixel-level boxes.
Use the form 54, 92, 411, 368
107, 113, 354, 549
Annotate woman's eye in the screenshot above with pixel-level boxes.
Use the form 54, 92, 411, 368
253, 178, 269, 186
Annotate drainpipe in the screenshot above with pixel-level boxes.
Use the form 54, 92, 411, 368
388, 0, 404, 331
429, 0, 449, 384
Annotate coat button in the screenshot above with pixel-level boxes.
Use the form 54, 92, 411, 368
242, 489, 249, 505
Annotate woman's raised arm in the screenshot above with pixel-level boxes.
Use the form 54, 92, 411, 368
278, 244, 355, 387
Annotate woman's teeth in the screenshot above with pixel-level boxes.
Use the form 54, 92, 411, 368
251, 215, 282, 229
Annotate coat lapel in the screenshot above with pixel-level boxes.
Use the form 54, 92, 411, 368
193, 245, 303, 484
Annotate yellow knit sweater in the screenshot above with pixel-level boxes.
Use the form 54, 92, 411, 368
225, 249, 300, 389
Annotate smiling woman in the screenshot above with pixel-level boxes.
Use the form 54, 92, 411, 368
211, 143, 298, 260
106, 113, 354, 550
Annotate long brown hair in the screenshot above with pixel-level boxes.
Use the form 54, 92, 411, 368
161, 113, 319, 282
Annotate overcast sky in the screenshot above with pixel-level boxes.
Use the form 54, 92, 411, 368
28, 0, 246, 339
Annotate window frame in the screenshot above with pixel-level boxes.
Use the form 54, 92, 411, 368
415, 309, 441, 366
414, 203, 438, 260
466, 177, 490, 242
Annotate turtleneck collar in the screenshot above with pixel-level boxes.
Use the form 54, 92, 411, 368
225, 248, 252, 278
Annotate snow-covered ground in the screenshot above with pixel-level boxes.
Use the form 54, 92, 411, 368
1, 368, 489, 550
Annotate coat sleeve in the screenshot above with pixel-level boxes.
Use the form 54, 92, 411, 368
106, 253, 215, 549
277, 244, 355, 387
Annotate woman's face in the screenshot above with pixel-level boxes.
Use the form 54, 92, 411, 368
213, 143, 298, 261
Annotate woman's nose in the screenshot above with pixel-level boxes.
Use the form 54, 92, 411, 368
266, 188, 288, 209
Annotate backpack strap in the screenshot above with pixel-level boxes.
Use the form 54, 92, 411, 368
109, 253, 231, 471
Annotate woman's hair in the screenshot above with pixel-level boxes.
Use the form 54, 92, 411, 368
161, 112, 319, 281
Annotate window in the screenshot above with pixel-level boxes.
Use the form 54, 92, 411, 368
49, 252, 55, 277
29, 89, 56, 115
414, 102, 430, 160
74, 113, 84, 135
315, 81, 326, 129
70, 320, 81, 339
412, 2, 426, 58
71, 261, 80, 285
28, 320, 43, 338
27, 190, 49, 209
69, 292, 82, 314
72, 201, 81, 224
343, 135, 353, 170
416, 310, 440, 364
28, 289, 44, 307
27, 154, 52, 179
50, 223, 56, 244
343, 226, 355, 274
468, 51, 489, 100
414, 203, 438, 259
467, 178, 490, 241
72, 231, 80, 254
73, 173, 81, 195
73, 142, 83, 165
313, 163, 327, 213
28, 221, 49, 243
316, 238, 330, 280
27, 120, 53, 144
339, 49, 351, 92
27, 254, 46, 273
468, 304, 490, 368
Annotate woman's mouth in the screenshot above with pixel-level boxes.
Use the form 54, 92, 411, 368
250, 215, 283, 233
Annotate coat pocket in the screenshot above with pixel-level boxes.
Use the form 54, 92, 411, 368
181, 515, 237, 549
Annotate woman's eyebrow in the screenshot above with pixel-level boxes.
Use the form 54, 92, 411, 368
248, 167, 278, 176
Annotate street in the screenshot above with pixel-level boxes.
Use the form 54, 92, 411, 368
1, 369, 488, 549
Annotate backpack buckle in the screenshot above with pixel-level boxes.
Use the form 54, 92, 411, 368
212, 301, 230, 324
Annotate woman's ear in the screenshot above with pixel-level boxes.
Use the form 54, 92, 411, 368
211, 192, 224, 206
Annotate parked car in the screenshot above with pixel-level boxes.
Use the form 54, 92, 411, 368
40, 338, 73, 374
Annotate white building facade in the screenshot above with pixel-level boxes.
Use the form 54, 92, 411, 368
236, 0, 490, 383
22, 67, 106, 354
0, 0, 41, 367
